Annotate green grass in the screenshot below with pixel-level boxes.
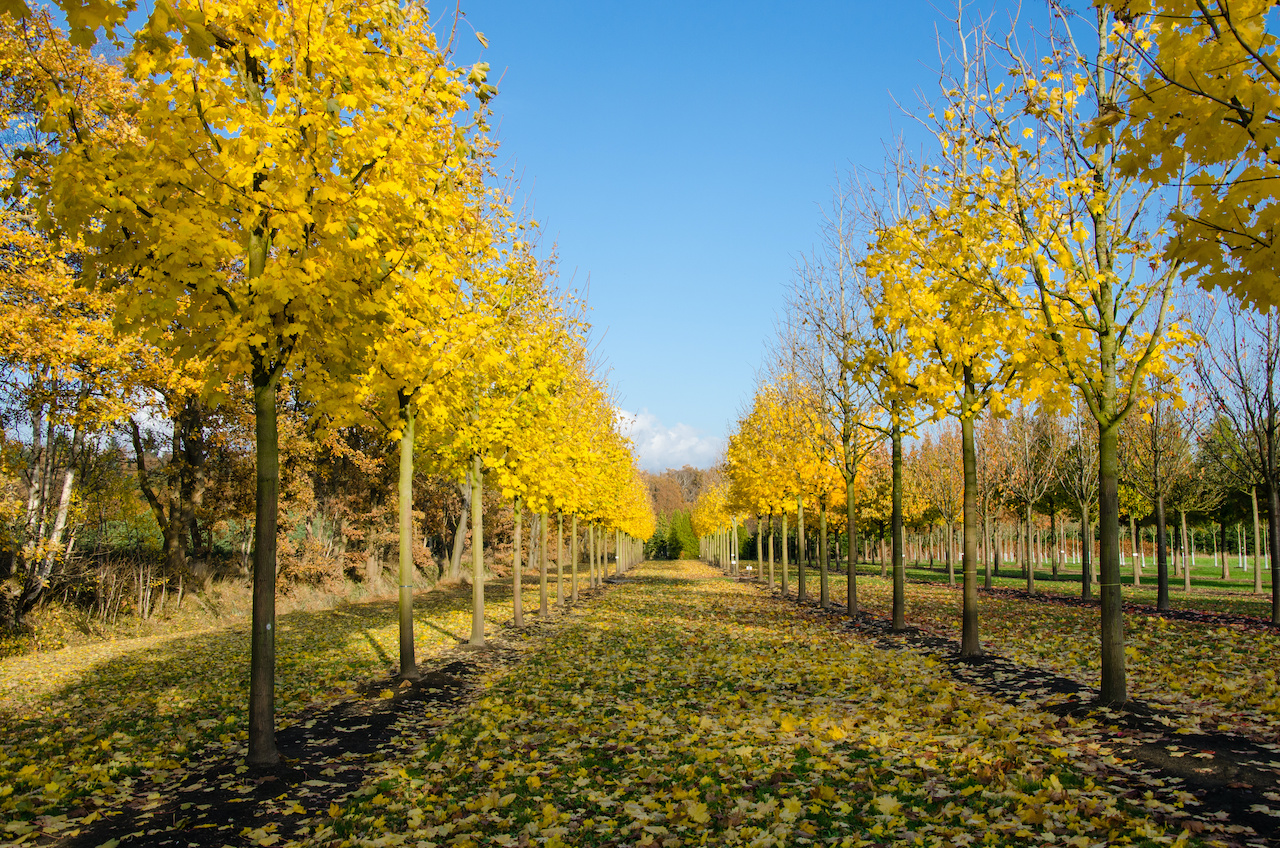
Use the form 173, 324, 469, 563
728, 553, 1274, 619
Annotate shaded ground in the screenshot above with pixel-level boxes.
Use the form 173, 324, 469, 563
42, 591, 602, 848
54, 659, 486, 848
768, 582, 1280, 846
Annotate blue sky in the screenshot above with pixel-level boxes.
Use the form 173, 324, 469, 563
459, 1, 1021, 472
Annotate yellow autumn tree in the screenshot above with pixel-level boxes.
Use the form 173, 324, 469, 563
953, 6, 1193, 702
16, 0, 490, 765
864, 107, 1044, 658
352, 148, 500, 681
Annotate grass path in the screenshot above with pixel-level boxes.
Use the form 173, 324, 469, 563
321, 560, 1237, 848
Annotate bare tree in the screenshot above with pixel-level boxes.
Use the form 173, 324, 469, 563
1060, 401, 1100, 599
1192, 299, 1280, 623
1119, 374, 1194, 611
1000, 403, 1067, 593
787, 188, 880, 618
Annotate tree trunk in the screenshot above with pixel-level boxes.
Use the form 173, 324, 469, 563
468, 453, 485, 646
781, 512, 789, 596
590, 523, 598, 589
947, 523, 955, 587
571, 514, 579, 603
556, 513, 564, 606
1051, 510, 1060, 577
1155, 492, 1170, 611
397, 405, 419, 680
1024, 505, 1035, 593
755, 515, 762, 580
1217, 521, 1226, 579
983, 511, 993, 591
248, 369, 280, 767
127, 418, 185, 605
797, 500, 806, 601
1080, 504, 1092, 600
819, 507, 829, 610
732, 516, 739, 575
892, 426, 906, 630
1268, 483, 1280, 624
960, 410, 980, 657
449, 475, 470, 581
539, 511, 548, 615
994, 526, 1001, 577
846, 473, 858, 618
1098, 421, 1127, 705
1253, 485, 1264, 593
1130, 513, 1141, 586
1181, 510, 1192, 593
513, 499, 524, 627
767, 513, 775, 589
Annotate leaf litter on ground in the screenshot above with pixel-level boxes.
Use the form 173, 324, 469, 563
322, 560, 1244, 848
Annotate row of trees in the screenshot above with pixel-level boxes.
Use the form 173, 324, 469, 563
698, 1, 1280, 705
716, 393, 1272, 594
0, 1, 654, 765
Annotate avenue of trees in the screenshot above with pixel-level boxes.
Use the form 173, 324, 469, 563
0, 1, 654, 765
697, 1, 1280, 706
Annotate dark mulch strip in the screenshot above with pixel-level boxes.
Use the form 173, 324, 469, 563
767, 587, 1280, 847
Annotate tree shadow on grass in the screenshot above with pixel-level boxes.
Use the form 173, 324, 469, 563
0, 576, 524, 844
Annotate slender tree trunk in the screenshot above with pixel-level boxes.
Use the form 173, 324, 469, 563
513, 499, 524, 627
1051, 510, 1060, 577
846, 474, 858, 618
732, 516, 739, 575
892, 426, 906, 630
755, 515, 762, 580
797, 500, 806, 601
1080, 504, 1092, 600
1024, 505, 1035, 593
449, 476, 470, 581
1155, 492, 1170, 611
397, 406, 419, 680
947, 523, 955, 587
590, 523, 597, 589
1217, 521, 1226, 579
570, 512, 581, 604
1268, 483, 1280, 623
994, 526, 1001, 577
556, 513, 564, 606
1130, 514, 1141, 585
983, 512, 993, 591
248, 369, 280, 767
1098, 421, 1127, 705
767, 514, 775, 589
960, 411, 980, 656
1181, 510, 1192, 593
539, 512, 548, 616
468, 453, 485, 646
819, 507, 829, 610
781, 512, 789, 596
1253, 486, 1264, 593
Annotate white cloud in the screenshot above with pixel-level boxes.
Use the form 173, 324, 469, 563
615, 408, 724, 473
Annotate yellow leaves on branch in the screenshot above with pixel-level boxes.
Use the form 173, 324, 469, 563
32, 0, 482, 404
1108, 0, 1280, 310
